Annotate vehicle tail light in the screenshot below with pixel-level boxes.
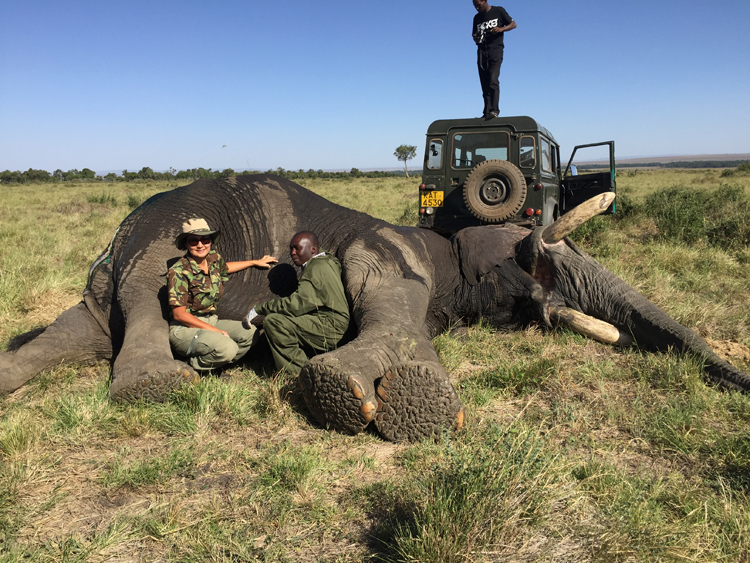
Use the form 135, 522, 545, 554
525, 208, 534, 216
535, 209, 542, 216
535, 182, 543, 190
419, 208, 426, 214
419, 184, 426, 190
426, 207, 435, 215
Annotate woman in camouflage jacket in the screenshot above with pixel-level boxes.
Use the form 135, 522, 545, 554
167, 218, 277, 372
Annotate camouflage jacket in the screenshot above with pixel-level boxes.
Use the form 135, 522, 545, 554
167, 250, 229, 316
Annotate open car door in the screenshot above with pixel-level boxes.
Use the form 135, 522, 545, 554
561, 141, 616, 215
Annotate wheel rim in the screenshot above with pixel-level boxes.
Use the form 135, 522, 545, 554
480, 176, 509, 205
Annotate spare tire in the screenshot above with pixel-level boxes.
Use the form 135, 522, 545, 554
463, 159, 527, 223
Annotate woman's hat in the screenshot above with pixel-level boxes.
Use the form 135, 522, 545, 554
175, 218, 221, 250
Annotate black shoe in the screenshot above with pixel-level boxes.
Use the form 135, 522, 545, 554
488, 111, 499, 119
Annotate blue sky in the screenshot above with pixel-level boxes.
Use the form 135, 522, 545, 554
2, 0, 749, 173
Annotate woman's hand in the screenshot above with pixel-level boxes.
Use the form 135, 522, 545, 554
172, 306, 229, 337
253, 255, 278, 269
226, 255, 278, 273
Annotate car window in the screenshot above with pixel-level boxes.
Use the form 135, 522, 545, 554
426, 139, 443, 170
520, 136, 535, 168
541, 137, 552, 173
452, 132, 509, 169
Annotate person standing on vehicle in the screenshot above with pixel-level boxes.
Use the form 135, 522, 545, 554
472, 0, 516, 119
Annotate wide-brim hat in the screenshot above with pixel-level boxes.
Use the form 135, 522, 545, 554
175, 218, 221, 250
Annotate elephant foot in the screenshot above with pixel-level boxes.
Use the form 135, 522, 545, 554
109, 360, 199, 403
298, 356, 378, 435
374, 362, 464, 443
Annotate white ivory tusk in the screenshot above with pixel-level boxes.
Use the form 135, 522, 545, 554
549, 305, 633, 346
542, 192, 616, 244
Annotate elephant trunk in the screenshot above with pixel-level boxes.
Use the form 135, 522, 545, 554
540, 238, 750, 391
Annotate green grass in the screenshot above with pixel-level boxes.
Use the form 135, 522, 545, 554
2, 171, 750, 560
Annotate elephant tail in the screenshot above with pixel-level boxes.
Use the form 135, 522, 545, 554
82, 228, 120, 339
83, 290, 111, 339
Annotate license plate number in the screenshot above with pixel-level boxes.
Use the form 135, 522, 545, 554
421, 191, 444, 207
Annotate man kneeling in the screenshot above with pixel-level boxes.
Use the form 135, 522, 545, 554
245, 231, 350, 375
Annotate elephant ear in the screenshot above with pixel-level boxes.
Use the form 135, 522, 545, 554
450, 225, 528, 285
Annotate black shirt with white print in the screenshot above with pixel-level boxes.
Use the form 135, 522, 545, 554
473, 5, 513, 49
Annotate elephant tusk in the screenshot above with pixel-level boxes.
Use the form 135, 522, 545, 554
549, 305, 633, 346
542, 192, 616, 244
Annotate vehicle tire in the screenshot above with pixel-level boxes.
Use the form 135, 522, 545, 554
463, 159, 527, 223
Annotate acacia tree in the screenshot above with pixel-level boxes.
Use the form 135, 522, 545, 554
394, 144, 417, 178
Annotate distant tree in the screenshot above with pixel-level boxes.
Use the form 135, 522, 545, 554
53, 169, 63, 181
103, 172, 118, 182
64, 169, 80, 181
394, 144, 417, 178
22, 168, 51, 183
0, 170, 21, 183
137, 167, 155, 180
80, 168, 96, 180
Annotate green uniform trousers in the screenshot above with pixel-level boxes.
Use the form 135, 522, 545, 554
263, 313, 347, 376
169, 315, 259, 372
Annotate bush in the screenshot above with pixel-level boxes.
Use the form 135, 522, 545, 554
644, 188, 708, 244
721, 163, 750, 177
643, 184, 750, 250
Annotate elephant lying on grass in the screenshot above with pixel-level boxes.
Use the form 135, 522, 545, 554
2, 175, 749, 442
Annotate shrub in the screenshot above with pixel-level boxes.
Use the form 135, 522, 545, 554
643, 184, 750, 250
87, 193, 118, 206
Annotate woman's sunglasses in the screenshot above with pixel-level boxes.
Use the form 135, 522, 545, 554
186, 236, 212, 246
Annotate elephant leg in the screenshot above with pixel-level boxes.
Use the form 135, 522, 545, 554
298, 338, 384, 435
108, 304, 198, 402
374, 336, 464, 443
299, 272, 463, 440
0, 302, 113, 395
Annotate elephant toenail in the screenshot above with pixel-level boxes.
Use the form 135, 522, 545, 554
454, 408, 465, 430
348, 376, 364, 399
360, 401, 376, 422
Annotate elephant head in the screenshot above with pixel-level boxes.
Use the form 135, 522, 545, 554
450, 193, 750, 392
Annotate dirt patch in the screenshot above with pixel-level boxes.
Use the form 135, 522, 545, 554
705, 338, 750, 364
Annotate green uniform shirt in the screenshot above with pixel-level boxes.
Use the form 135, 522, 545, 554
167, 250, 229, 316
256, 252, 349, 327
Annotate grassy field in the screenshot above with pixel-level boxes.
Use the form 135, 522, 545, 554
1, 170, 750, 561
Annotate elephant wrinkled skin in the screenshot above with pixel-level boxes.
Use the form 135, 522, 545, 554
2, 175, 749, 442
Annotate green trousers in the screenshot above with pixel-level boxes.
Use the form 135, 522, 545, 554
169, 315, 259, 372
263, 313, 348, 376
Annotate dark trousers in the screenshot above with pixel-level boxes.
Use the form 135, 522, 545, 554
477, 47, 504, 117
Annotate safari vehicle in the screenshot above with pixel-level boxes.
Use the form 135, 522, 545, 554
417, 116, 616, 233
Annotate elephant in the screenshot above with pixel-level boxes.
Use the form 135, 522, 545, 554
1, 175, 749, 442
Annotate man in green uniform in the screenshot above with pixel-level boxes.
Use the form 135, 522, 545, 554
245, 231, 350, 375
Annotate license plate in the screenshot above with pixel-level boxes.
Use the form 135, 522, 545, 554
420, 191, 444, 207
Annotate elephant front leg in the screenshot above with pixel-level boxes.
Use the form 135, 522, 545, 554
109, 305, 198, 402
298, 277, 463, 441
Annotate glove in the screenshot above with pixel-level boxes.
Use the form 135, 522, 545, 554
244, 307, 258, 327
